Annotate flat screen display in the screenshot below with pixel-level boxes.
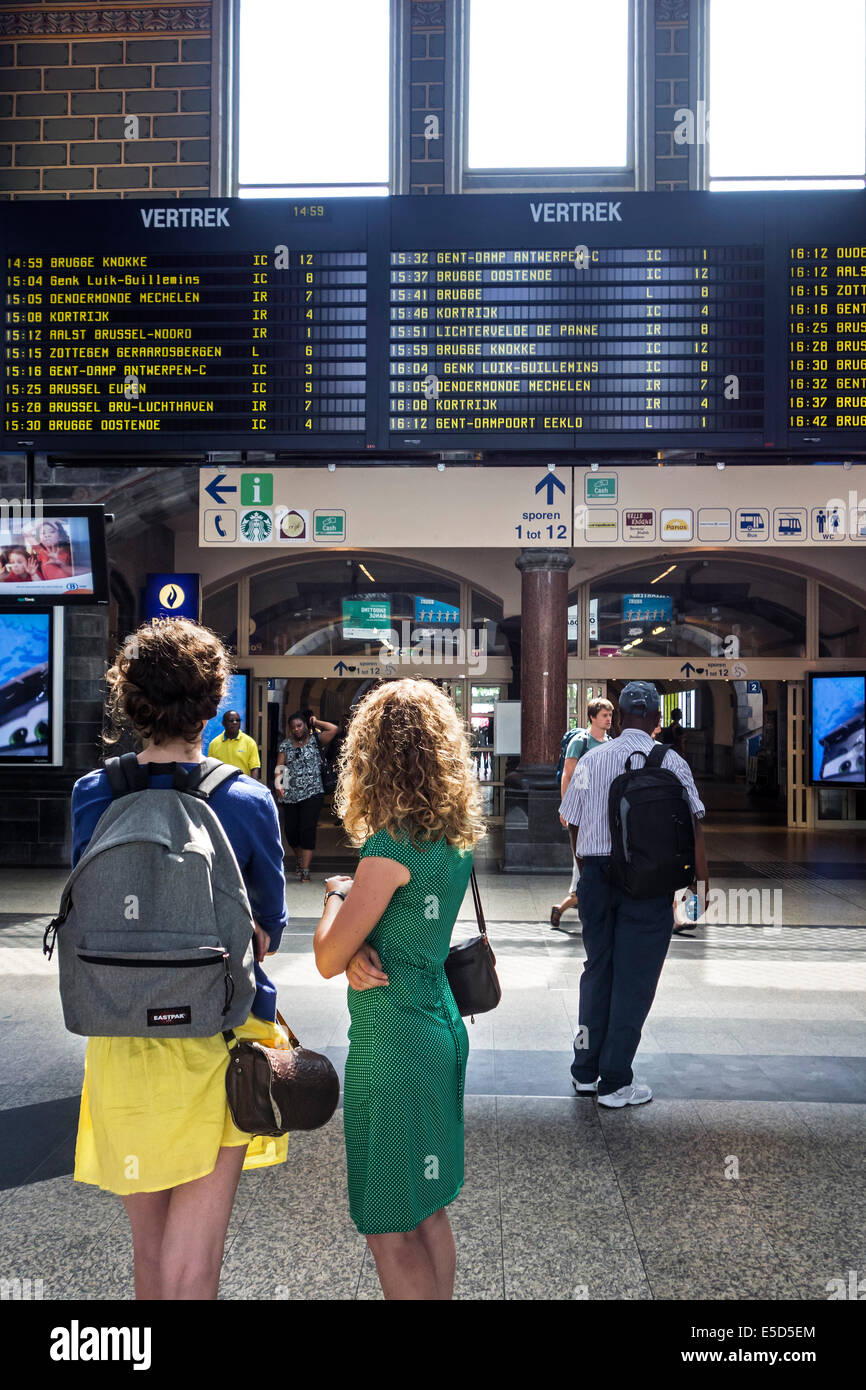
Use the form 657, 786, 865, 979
2, 191, 866, 453
342, 597, 392, 639
0, 609, 61, 762
0, 504, 108, 605
810, 673, 865, 787
201, 670, 252, 759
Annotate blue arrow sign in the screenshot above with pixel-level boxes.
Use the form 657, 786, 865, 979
204, 473, 237, 506
334, 661, 348, 675
680, 661, 696, 678
535, 473, 566, 506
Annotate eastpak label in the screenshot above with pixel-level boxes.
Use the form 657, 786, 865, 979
147, 1006, 191, 1027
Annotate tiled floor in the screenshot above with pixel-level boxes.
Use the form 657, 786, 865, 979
1, 827, 865, 1301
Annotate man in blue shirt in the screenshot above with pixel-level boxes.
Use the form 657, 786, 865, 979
560, 682, 708, 1108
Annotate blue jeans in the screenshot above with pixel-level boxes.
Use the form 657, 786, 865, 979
571, 857, 673, 1096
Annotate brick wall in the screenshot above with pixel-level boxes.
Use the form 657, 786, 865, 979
654, 0, 691, 191
409, 0, 445, 194
0, 3, 212, 200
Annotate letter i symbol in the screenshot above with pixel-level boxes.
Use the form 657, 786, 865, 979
251, 475, 261, 504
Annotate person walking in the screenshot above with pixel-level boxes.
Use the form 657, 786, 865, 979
274, 709, 338, 881
313, 678, 484, 1300
208, 709, 261, 779
69, 619, 288, 1299
560, 681, 708, 1108
660, 706, 686, 756
551, 697, 614, 932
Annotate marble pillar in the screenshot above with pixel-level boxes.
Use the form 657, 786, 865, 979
502, 549, 574, 873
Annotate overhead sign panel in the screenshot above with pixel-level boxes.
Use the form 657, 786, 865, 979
575, 465, 866, 546
198, 465, 573, 548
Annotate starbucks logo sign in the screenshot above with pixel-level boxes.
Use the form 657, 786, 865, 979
240, 509, 273, 542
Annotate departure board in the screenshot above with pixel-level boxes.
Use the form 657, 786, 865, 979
2, 200, 371, 452
3, 192, 866, 453
789, 240, 866, 435
389, 245, 763, 438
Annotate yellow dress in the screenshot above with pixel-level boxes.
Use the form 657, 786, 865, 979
74, 1013, 289, 1195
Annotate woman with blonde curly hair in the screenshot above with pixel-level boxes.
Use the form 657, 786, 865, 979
314, 677, 485, 1300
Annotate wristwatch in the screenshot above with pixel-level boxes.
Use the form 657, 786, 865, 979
325, 889, 347, 904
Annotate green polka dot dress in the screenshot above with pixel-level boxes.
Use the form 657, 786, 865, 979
344, 827, 474, 1235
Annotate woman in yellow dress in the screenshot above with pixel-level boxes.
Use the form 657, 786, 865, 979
69, 619, 289, 1299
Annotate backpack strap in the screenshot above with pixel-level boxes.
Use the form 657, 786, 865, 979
104, 755, 237, 799
105, 752, 151, 797
646, 744, 669, 769
104, 755, 128, 797
190, 757, 241, 800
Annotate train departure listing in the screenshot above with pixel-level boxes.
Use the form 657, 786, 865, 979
789, 244, 866, 432
3, 194, 866, 451
4, 246, 367, 440
389, 245, 764, 437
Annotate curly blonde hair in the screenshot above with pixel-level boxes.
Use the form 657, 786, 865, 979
104, 618, 231, 747
335, 678, 486, 850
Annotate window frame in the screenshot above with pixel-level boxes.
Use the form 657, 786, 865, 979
456, 0, 649, 194
704, 0, 866, 192
232, 0, 396, 200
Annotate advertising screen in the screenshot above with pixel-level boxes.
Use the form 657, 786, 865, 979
0, 609, 60, 762
810, 673, 865, 787
201, 670, 251, 758
0, 504, 108, 605
342, 597, 392, 639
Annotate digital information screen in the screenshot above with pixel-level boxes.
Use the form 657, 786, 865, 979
2, 200, 369, 451
3, 192, 866, 453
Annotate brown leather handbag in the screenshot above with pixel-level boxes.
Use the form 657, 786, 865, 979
444, 869, 502, 1022
223, 1012, 340, 1137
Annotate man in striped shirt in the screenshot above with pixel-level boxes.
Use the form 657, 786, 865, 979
559, 681, 708, 1109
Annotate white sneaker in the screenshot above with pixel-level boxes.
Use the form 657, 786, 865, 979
597, 1083, 653, 1108
572, 1078, 598, 1094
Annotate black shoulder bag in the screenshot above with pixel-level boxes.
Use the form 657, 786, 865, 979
444, 869, 502, 1022
313, 730, 338, 795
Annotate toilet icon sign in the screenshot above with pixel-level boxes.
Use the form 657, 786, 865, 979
240, 473, 273, 506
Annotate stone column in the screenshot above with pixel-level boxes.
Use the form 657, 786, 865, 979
502, 549, 574, 873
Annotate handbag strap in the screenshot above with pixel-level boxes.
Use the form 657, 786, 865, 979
470, 867, 487, 937
276, 1008, 301, 1049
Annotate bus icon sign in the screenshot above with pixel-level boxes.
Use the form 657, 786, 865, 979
735, 507, 769, 541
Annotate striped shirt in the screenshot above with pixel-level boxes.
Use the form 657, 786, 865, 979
560, 728, 706, 858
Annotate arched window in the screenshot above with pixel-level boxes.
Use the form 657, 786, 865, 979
242, 554, 508, 658
584, 557, 807, 659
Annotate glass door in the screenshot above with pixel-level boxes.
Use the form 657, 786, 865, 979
469, 683, 505, 821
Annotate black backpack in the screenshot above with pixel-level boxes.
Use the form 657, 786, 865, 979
555, 727, 586, 781
608, 744, 695, 899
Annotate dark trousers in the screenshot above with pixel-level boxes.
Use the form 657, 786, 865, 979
571, 857, 673, 1096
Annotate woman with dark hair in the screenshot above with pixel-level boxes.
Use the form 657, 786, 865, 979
69, 618, 288, 1300
314, 678, 485, 1300
274, 708, 338, 881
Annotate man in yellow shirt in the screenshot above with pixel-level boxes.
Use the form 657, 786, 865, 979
207, 710, 261, 779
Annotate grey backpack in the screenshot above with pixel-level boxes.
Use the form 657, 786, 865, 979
44, 755, 257, 1038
